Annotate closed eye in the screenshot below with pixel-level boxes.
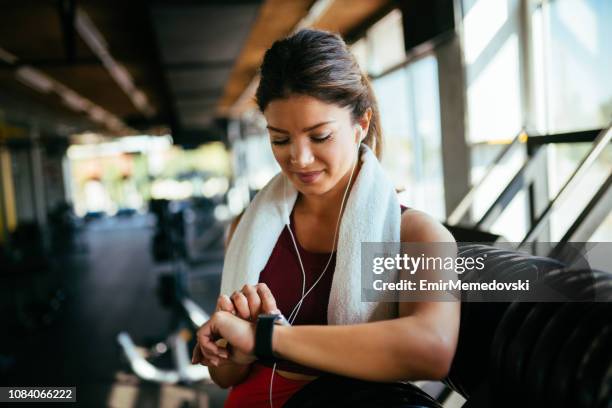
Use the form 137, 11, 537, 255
271, 133, 331, 145
311, 133, 332, 143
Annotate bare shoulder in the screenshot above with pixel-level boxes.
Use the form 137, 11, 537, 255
400, 208, 455, 243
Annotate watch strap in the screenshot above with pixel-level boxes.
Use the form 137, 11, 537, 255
255, 314, 281, 363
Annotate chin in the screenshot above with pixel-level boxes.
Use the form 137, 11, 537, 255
291, 177, 331, 196
298, 185, 327, 196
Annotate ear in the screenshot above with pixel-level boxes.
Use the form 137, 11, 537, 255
355, 107, 373, 143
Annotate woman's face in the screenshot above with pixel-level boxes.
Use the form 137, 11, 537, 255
263, 94, 363, 197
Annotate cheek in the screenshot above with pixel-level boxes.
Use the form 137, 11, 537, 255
323, 142, 354, 170
271, 147, 288, 166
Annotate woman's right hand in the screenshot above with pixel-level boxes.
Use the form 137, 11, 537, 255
220, 283, 281, 321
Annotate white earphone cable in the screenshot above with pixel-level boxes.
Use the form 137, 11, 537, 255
269, 140, 362, 408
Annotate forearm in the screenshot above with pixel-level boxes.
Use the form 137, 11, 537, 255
209, 362, 251, 389
273, 317, 454, 382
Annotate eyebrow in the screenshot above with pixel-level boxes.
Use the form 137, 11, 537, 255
266, 120, 336, 134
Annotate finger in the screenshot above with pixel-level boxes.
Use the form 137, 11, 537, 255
199, 347, 220, 366
216, 294, 235, 314
193, 342, 208, 364
257, 283, 280, 314
209, 356, 219, 367
242, 284, 262, 321
191, 342, 201, 364
199, 341, 221, 366
208, 338, 229, 359
201, 337, 225, 358
231, 291, 251, 320
202, 346, 228, 361
196, 321, 213, 343
196, 324, 222, 356
216, 356, 234, 367
193, 344, 215, 366
215, 338, 228, 348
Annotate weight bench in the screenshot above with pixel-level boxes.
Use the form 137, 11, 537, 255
284, 243, 612, 408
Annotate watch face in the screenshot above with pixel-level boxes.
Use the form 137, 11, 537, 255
275, 314, 290, 326
258, 313, 290, 326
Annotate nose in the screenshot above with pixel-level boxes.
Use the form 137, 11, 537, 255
289, 142, 314, 168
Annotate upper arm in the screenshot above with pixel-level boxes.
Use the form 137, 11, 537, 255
399, 209, 457, 317
400, 209, 455, 244
398, 209, 460, 357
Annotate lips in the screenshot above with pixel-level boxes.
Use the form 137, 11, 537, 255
295, 170, 322, 184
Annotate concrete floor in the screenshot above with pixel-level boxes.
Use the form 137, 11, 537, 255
0, 215, 228, 407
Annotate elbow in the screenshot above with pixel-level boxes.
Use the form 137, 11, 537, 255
213, 380, 232, 390
209, 364, 250, 389
209, 370, 236, 390
425, 335, 455, 380
429, 358, 452, 381
210, 374, 232, 389
398, 331, 455, 381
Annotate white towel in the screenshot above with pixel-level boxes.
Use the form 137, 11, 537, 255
221, 145, 401, 325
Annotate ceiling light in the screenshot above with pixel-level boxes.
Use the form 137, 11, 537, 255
15, 66, 54, 93
74, 8, 108, 55
232, 0, 334, 116
75, 7, 154, 118
60, 89, 90, 112
87, 106, 108, 123
0, 47, 17, 64
108, 63, 134, 92
106, 116, 125, 132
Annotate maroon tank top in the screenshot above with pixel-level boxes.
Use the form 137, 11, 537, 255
256, 206, 408, 375
258, 209, 335, 375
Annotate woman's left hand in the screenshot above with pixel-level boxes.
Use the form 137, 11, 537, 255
192, 311, 257, 366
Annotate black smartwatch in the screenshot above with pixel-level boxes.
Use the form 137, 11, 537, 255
255, 313, 285, 363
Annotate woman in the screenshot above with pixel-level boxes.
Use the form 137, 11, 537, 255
192, 29, 460, 407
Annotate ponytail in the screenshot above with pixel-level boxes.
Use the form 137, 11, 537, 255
360, 75, 383, 160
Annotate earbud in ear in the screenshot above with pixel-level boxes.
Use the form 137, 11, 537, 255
356, 127, 365, 144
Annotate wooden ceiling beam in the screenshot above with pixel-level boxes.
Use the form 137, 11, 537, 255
313, 0, 392, 39
217, 0, 315, 114
219, 0, 392, 115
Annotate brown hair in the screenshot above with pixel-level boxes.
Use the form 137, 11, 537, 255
255, 29, 383, 159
